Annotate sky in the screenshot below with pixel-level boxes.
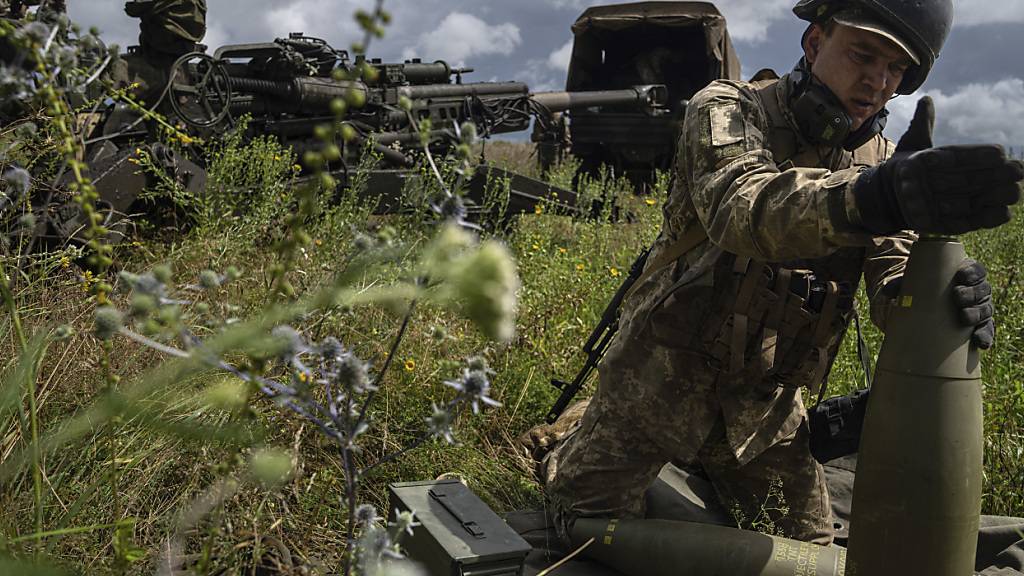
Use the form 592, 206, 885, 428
66, 0, 1024, 150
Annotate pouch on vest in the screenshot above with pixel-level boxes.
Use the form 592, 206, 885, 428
706, 256, 853, 396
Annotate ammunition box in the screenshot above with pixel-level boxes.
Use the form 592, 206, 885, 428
389, 480, 531, 576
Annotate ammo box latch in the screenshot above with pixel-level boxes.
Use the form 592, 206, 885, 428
430, 487, 486, 539
390, 479, 531, 576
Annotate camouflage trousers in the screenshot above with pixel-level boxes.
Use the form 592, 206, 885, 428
542, 332, 833, 546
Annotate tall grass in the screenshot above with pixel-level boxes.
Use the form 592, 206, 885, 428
5, 144, 1024, 574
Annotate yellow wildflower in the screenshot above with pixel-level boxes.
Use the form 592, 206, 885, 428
315, 238, 323, 247
298, 371, 309, 383
644, 198, 657, 206
532, 243, 540, 251
534, 204, 544, 214
81, 270, 95, 292
576, 263, 585, 271
59, 256, 70, 268
609, 267, 621, 277
404, 358, 416, 372
558, 247, 567, 254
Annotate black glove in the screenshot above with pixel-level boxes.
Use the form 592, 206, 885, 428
879, 261, 995, 349
954, 259, 995, 349
853, 96, 1024, 235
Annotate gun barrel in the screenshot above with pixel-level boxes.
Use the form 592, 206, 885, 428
229, 76, 368, 114
530, 85, 668, 112
366, 60, 452, 85
398, 81, 529, 100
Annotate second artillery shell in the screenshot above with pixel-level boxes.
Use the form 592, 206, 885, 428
846, 237, 984, 576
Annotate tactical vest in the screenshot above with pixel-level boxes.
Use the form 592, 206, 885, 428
644, 78, 890, 396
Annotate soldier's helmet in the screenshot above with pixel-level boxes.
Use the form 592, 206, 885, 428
792, 0, 954, 94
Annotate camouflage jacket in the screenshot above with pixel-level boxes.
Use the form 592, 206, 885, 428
126, 0, 207, 56
612, 75, 914, 465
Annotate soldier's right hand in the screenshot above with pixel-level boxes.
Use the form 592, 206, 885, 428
852, 96, 1024, 236
517, 398, 590, 464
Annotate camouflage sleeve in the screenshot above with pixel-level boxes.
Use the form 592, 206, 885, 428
862, 230, 916, 331
859, 138, 913, 332
681, 80, 875, 261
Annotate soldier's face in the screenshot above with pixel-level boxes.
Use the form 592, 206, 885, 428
805, 23, 913, 131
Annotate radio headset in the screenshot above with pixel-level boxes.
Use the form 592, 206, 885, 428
786, 57, 888, 151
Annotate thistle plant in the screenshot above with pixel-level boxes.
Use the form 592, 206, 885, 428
1, 11, 126, 562
0, 2, 528, 573
102, 208, 517, 573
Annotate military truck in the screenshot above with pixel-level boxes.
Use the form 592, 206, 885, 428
535, 1, 742, 191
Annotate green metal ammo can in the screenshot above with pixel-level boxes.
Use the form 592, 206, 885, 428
389, 480, 531, 576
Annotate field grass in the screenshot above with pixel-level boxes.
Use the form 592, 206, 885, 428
1, 136, 1023, 574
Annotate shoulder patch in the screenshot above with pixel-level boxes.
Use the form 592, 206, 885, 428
708, 103, 745, 147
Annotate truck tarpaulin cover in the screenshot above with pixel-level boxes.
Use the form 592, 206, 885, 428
566, 1, 742, 91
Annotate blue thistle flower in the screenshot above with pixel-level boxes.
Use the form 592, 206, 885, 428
444, 368, 501, 414
390, 509, 420, 537
426, 403, 455, 444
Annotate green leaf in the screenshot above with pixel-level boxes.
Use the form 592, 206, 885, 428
0, 330, 52, 428
0, 555, 71, 576
113, 519, 146, 564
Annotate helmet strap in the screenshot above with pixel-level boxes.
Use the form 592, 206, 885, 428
787, 57, 886, 151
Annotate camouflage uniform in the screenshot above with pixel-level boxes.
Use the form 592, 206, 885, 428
125, 0, 207, 56
120, 0, 207, 104
0, 0, 64, 20
544, 74, 914, 545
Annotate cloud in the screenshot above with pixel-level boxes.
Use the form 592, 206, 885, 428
547, 39, 573, 71
543, 0, 1024, 44
401, 12, 521, 65
713, 0, 794, 43
69, 0, 374, 54
955, 0, 1024, 27
513, 58, 562, 93
885, 78, 1024, 148
264, 5, 317, 37
540, 0, 793, 43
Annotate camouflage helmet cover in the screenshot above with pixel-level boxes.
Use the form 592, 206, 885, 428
793, 0, 954, 94
125, 0, 207, 56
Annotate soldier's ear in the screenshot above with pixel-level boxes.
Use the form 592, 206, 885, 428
803, 24, 824, 64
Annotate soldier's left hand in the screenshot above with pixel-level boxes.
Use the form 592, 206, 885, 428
953, 259, 995, 349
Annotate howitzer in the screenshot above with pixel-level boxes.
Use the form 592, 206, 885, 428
155, 33, 668, 224
546, 246, 651, 423
14, 33, 666, 255
168, 33, 667, 169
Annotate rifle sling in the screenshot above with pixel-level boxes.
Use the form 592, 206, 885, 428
625, 225, 709, 302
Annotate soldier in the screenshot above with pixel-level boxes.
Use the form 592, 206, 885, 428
532, 111, 570, 174
120, 0, 207, 104
0, 0, 64, 21
523, 0, 1024, 545
0, 1, 25, 19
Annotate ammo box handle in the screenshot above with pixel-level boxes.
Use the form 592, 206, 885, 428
429, 488, 486, 539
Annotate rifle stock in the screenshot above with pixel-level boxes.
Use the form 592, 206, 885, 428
546, 247, 651, 423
